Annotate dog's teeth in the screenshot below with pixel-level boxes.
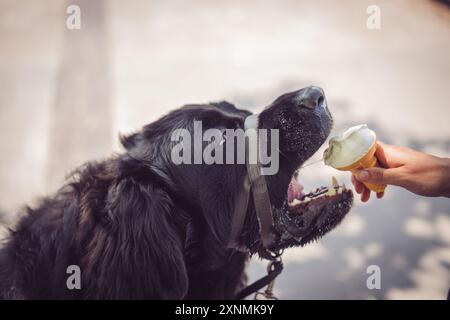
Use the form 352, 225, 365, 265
302, 196, 312, 203
327, 185, 336, 196
332, 176, 338, 187
289, 198, 302, 206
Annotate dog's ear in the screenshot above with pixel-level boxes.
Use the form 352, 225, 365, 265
79, 178, 188, 299
119, 132, 141, 150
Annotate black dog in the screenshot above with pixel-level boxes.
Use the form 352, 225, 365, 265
0, 86, 352, 299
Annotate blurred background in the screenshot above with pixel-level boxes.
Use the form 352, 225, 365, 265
0, 0, 449, 299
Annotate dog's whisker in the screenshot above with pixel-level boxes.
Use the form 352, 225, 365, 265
276, 147, 294, 163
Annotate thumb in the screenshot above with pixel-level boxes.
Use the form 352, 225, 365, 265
354, 167, 401, 185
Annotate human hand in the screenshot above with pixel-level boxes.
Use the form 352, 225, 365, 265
351, 141, 450, 202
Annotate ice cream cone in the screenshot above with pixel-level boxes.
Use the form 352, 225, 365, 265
334, 142, 386, 193
324, 124, 387, 194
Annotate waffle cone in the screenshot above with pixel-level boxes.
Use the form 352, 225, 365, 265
335, 143, 386, 193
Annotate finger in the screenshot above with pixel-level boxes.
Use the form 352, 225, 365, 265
355, 167, 402, 186
361, 187, 371, 202
376, 192, 384, 199
351, 175, 364, 194
351, 175, 362, 193
375, 141, 389, 169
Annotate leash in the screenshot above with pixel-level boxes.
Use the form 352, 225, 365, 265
236, 257, 283, 300
228, 114, 285, 300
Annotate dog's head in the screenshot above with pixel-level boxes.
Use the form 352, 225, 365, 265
121, 86, 353, 258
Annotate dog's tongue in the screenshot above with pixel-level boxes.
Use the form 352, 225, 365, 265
287, 177, 305, 203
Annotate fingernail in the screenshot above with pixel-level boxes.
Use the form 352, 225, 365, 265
356, 170, 369, 180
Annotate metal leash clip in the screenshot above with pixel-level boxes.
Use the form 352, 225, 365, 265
254, 258, 282, 300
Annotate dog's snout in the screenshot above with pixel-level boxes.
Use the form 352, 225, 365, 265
297, 86, 325, 110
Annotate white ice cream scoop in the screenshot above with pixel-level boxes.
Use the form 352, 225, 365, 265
323, 124, 386, 193
323, 124, 376, 168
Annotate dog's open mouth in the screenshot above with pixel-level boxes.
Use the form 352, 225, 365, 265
287, 175, 350, 209
273, 172, 353, 249
255, 86, 354, 251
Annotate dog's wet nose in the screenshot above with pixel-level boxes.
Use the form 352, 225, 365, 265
297, 86, 325, 110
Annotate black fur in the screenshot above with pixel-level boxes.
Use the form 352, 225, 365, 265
0, 102, 252, 299
0, 88, 350, 299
